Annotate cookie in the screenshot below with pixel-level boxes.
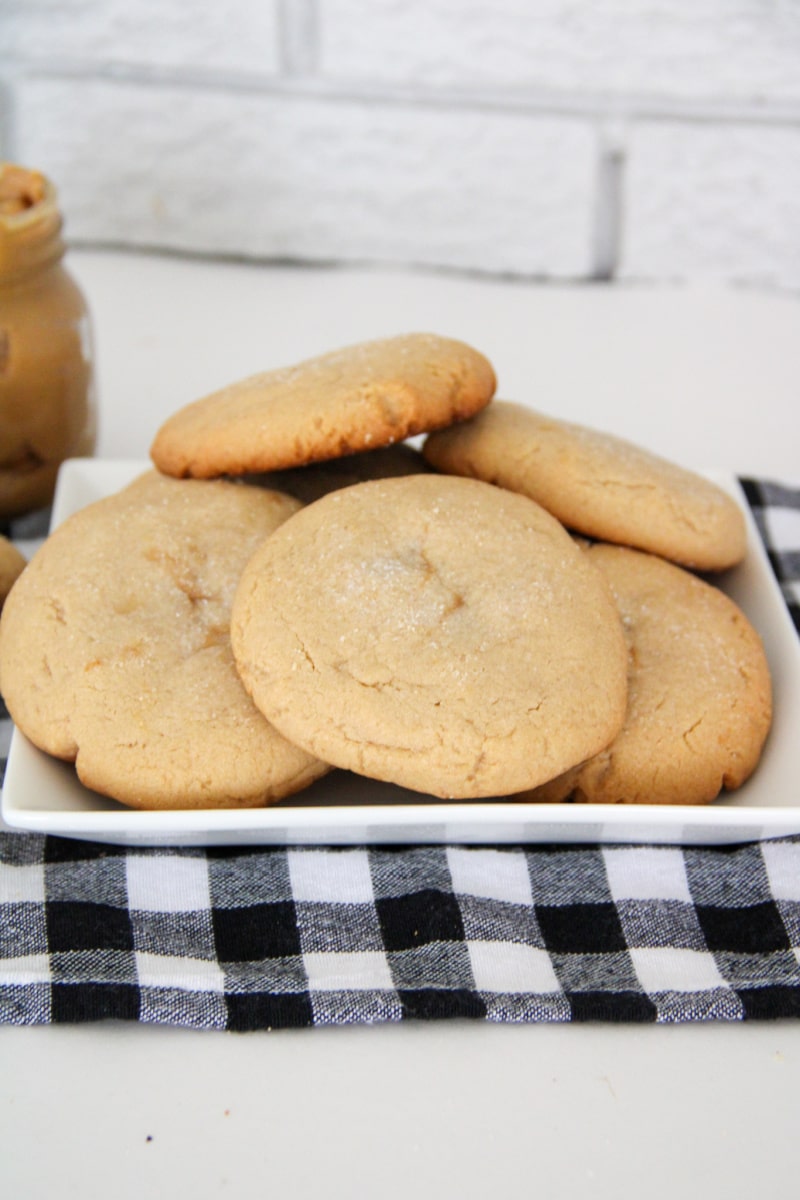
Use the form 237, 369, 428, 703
0, 535, 26, 610
510, 763, 583, 804
567, 543, 772, 805
0, 472, 329, 809
231, 474, 628, 799
151, 333, 496, 480
252, 442, 432, 505
423, 401, 746, 571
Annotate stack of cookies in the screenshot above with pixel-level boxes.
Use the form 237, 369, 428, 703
0, 333, 772, 810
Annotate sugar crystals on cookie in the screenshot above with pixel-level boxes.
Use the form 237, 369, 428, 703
567, 544, 771, 805
0, 472, 329, 810
424, 401, 747, 572
230, 474, 629, 800
151, 333, 497, 480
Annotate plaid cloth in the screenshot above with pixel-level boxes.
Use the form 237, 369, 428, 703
1, 477, 799, 1029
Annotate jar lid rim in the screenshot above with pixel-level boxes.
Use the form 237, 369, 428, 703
0, 163, 60, 231
0, 164, 64, 271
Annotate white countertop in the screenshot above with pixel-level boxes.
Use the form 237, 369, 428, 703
2, 250, 799, 1199
77, 250, 799, 479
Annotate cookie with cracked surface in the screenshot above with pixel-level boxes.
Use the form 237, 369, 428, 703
567, 543, 772, 805
0, 471, 329, 809
230, 474, 628, 800
151, 333, 496, 480
423, 401, 746, 571
0, 535, 26, 610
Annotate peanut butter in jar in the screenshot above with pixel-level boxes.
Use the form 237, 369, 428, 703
0, 163, 97, 517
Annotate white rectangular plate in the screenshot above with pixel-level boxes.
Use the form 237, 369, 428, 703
3, 459, 799, 847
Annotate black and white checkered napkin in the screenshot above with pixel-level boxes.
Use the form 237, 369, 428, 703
1, 478, 799, 1029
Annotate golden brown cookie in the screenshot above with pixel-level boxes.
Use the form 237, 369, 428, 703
568, 543, 772, 805
231, 474, 628, 799
251, 442, 432, 505
510, 763, 583, 804
151, 333, 496, 480
0, 535, 26, 610
0, 472, 329, 809
424, 401, 746, 571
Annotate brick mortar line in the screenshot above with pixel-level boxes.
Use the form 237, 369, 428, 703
38, 236, 599, 285
13, 236, 799, 294
2, 59, 800, 128
591, 145, 625, 282
277, 0, 319, 77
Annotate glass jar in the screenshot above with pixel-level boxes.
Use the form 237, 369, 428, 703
0, 162, 97, 518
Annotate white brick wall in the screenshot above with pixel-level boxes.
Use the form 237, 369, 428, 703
5, 0, 283, 75
14, 78, 597, 276
2, 0, 799, 290
318, 0, 800, 102
622, 122, 800, 291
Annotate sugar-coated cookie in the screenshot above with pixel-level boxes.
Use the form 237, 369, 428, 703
424, 401, 746, 571
569, 543, 772, 805
151, 333, 496, 479
0, 535, 26, 610
231, 474, 628, 799
0, 472, 329, 809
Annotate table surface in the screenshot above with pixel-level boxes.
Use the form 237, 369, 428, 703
2, 250, 799, 1198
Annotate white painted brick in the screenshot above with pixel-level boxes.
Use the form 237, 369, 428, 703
6, 0, 282, 75
15, 77, 596, 278
319, 0, 800, 104
620, 122, 800, 291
